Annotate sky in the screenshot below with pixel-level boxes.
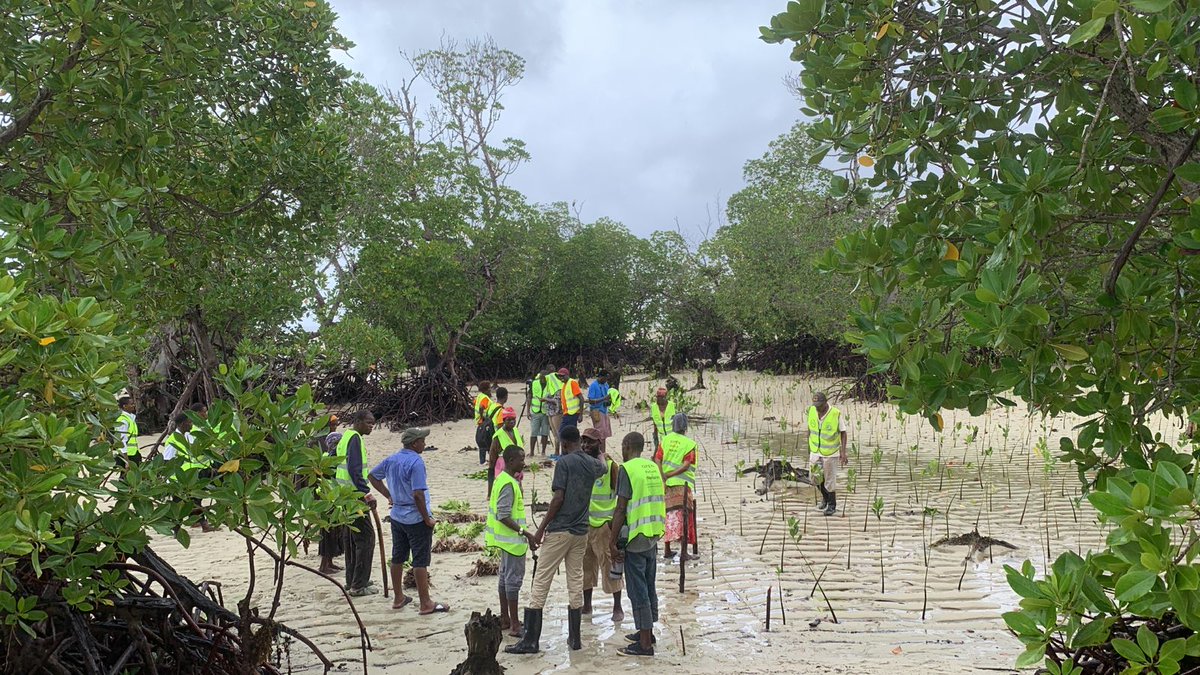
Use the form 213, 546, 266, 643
327, 0, 801, 240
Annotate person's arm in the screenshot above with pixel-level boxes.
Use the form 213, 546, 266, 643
840, 428, 849, 465
411, 460, 433, 526
664, 449, 696, 479
369, 475, 391, 504
346, 435, 374, 504
536, 489, 566, 543
496, 484, 536, 548
488, 438, 501, 482
609, 467, 631, 562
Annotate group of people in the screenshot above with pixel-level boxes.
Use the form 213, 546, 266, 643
114, 379, 848, 659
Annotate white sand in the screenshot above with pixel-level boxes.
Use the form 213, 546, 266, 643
149, 371, 1172, 673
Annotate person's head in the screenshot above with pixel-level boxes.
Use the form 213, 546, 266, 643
495, 386, 508, 404
655, 387, 668, 404
477, 381, 493, 395
503, 446, 525, 475
559, 426, 581, 453
557, 367, 569, 380
547, 364, 557, 376
597, 370, 608, 384
119, 396, 135, 413
351, 410, 376, 436
671, 412, 689, 435
189, 402, 208, 419
327, 414, 339, 432
501, 406, 517, 430
813, 392, 829, 415
621, 432, 645, 462
173, 413, 192, 433
581, 428, 603, 457
401, 426, 431, 452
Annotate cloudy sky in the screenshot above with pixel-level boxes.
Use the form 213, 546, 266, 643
327, 1, 800, 240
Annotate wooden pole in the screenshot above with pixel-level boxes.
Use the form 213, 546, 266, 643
765, 585, 773, 631
679, 484, 689, 593
371, 506, 389, 598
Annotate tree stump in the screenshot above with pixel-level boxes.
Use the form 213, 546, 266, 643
449, 610, 504, 675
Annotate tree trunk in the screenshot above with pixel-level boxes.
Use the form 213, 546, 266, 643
449, 610, 504, 675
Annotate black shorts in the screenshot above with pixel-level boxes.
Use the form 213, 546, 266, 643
391, 520, 433, 568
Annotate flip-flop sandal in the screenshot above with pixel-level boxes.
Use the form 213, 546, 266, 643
419, 603, 451, 615
392, 596, 413, 610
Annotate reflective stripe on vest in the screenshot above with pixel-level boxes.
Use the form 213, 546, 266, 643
609, 388, 622, 412
474, 394, 491, 426
335, 429, 367, 485
589, 459, 618, 527
494, 427, 524, 450
624, 457, 666, 541
486, 471, 528, 556
118, 412, 139, 456
807, 406, 842, 456
561, 379, 581, 415
650, 400, 676, 437
531, 378, 545, 414
487, 402, 504, 429
661, 432, 696, 488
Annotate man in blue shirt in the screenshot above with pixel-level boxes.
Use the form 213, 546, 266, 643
586, 370, 613, 449
369, 427, 449, 614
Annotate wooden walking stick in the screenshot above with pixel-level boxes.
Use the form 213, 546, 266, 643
371, 506, 390, 598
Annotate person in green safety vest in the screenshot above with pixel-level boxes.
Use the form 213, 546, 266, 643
335, 410, 378, 596
541, 364, 565, 456
807, 392, 848, 516
488, 406, 524, 491
608, 387, 623, 416
581, 428, 624, 623
647, 387, 676, 441
486, 444, 538, 637
474, 381, 494, 466
166, 413, 218, 532
115, 395, 140, 467
163, 413, 191, 462
656, 413, 697, 561
528, 370, 552, 455
609, 431, 666, 657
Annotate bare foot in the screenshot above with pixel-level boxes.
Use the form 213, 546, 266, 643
508, 622, 523, 638
612, 607, 625, 623
419, 602, 450, 615
392, 595, 412, 610
500, 616, 511, 631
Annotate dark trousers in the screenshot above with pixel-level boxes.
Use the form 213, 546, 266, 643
343, 514, 375, 590
625, 544, 659, 631
319, 525, 345, 558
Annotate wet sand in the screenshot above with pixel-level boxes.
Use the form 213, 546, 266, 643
149, 371, 1180, 673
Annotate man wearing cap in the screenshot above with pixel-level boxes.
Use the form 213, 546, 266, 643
581, 427, 624, 623
807, 392, 848, 517
369, 427, 449, 614
488, 406, 524, 494
528, 369, 552, 455
558, 368, 584, 433
505, 426, 606, 655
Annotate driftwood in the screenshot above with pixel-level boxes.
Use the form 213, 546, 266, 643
741, 459, 812, 494
449, 610, 504, 675
932, 529, 1017, 560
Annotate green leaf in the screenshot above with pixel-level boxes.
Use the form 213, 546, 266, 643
1088, 491, 1132, 516
976, 286, 1000, 304
1112, 638, 1145, 662
1131, 482, 1150, 509
1137, 625, 1160, 659
1130, 0, 1174, 11
1072, 618, 1110, 648
1115, 569, 1158, 602
1176, 163, 1200, 183
1051, 344, 1088, 361
1067, 18, 1107, 47
1014, 645, 1046, 668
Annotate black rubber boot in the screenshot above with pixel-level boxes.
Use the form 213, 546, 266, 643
504, 608, 542, 654
816, 484, 829, 510
823, 492, 837, 516
568, 607, 582, 651
625, 631, 657, 644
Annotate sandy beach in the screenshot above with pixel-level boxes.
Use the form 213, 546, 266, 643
146, 370, 1176, 674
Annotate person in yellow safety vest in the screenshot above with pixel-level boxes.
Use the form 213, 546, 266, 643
115, 395, 140, 467
558, 367, 583, 433
656, 413, 697, 561
807, 391, 848, 517
488, 387, 509, 429
334, 410, 379, 596
608, 387, 623, 415
486, 445, 539, 637
541, 365, 565, 456
581, 428, 624, 622
609, 431, 666, 657
473, 381, 494, 465
648, 387, 676, 441
528, 370, 552, 455
165, 413, 218, 532
488, 406, 524, 491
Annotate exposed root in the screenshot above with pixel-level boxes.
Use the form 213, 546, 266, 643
438, 512, 485, 524
932, 528, 1017, 560
433, 538, 484, 554
467, 558, 499, 577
